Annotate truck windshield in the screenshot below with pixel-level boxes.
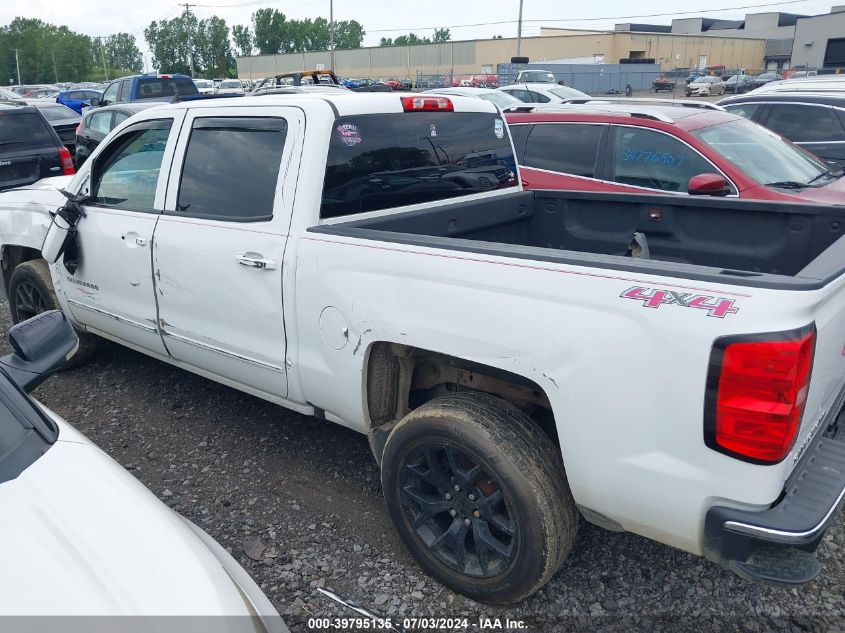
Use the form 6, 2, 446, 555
692, 118, 835, 186
321, 112, 518, 218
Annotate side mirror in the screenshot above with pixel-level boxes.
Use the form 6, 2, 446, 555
0, 311, 78, 392
688, 173, 731, 197
88, 96, 101, 107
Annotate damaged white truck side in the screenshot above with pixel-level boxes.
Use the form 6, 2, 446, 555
1, 93, 844, 603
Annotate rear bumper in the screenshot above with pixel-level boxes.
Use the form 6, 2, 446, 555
703, 406, 845, 584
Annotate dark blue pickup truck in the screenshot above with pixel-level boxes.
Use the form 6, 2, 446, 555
93, 74, 198, 107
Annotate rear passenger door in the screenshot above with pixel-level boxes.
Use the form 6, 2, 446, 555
154, 106, 304, 399
518, 123, 607, 190
758, 103, 845, 169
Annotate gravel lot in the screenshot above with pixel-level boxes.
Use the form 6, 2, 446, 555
4, 298, 843, 633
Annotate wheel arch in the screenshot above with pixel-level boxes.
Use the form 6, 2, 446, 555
363, 341, 559, 464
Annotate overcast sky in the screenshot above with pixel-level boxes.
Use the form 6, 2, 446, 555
0, 0, 839, 65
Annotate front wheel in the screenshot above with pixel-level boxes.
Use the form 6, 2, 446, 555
8, 259, 100, 366
381, 392, 578, 604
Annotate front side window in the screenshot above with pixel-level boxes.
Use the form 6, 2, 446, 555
764, 104, 845, 142
504, 89, 531, 102
529, 91, 550, 103
101, 82, 119, 104
523, 124, 603, 178
176, 117, 287, 222
92, 120, 172, 211
322, 112, 517, 218
692, 118, 832, 186
612, 126, 720, 193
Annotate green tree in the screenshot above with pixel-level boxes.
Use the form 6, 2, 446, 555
433, 27, 451, 42
380, 33, 434, 47
0, 18, 94, 83
93, 33, 142, 76
145, 10, 197, 76
332, 20, 365, 50
194, 16, 234, 77
252, 8, 288, 55
232, 24, 253, 57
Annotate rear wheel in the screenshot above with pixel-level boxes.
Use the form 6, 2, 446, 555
8, 259, 100, 366
381, 392, 578, 603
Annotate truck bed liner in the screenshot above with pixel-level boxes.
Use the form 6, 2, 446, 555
311, 190, 845, 290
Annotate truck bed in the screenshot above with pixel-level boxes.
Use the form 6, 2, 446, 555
311, 190, 845, 290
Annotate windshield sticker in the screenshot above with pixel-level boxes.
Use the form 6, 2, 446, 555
494, 119, 504, 139
622, 148, 685, 167
429, 124, 437, 138
621, 286, 739, 318
336, 123, 363, 147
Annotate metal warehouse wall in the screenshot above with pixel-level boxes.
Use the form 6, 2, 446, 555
236, 32, 766, 79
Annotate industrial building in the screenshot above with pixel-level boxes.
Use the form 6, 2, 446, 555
236, 30, 765, 82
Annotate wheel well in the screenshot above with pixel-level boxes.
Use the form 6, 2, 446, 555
365, 342, 559, 460
1, 246, 42, 295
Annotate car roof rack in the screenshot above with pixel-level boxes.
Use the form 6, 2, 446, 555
517, 103, 676, 123
563, 98, 725, 111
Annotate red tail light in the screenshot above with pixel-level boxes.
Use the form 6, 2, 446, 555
58, 146, 75, 175
704, 325, 815, 464
401, 96, 453, 112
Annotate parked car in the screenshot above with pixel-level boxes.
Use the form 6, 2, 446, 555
0, 104, 74, 190
386, 77, 412, 90
751, 72, 783, 88
31, 102, 80, 153
424, 86, 525, 110
652, 75, 676, 92
686, 76, 726, 96
0, 87, 25, 105
499, 82, 591, 103
506, 102, 845, 204
216, 79, 245, 94
3, 93, 845, 604
789, 69, 818, 78
55, 89, 103, 114
723, 74, 755, 94
686, 71, 704, 84
749, 75, 845, 94
93, 74, 198, 106
718, 68, 746, 82
0, 311, 286, 631
719, 91, 845, 170
75, 102, 161, 166
516, 69, 556, 83
11, 84, 60, 98
194, 79, 215, 94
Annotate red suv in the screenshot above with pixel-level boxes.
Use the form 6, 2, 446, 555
506, 103, 845, 204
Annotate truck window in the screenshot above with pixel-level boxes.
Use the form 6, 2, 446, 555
321, 112, 518, 218
175, 117, 287, 222
101, 82, 119, 105
92, 120, 172, 211
136, 77, 198, 100
523, 124, 603, 178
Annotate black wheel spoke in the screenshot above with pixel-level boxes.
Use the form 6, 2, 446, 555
489, 512, 515, 537
471, 520, 491, 576
473, 519, 512, 558
445, 446, 481, 487
14, 281, 47, 320
432, 517, 470, 570
401, 485, 452, 527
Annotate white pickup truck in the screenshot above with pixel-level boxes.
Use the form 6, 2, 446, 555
1, 93, 844, 604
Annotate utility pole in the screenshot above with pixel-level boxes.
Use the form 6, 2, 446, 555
516, 0, 524, 57
329, 0, 335, 70
51, 50, 58, 84
12, 49, 21, 85
183, 3, 196, 77
96, 37, 109, 81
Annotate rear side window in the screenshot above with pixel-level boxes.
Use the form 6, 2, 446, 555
764, 104, 845, 142
136, 78, 198, 100
322, 112, 517, 218
723, 103, 760, 119
0, 112, 55, 147
528, 91, 550, 103
176, 117, 287, 222
523, 124, 603, 178
88, 112, 113, 134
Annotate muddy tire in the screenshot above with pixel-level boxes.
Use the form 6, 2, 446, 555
8, 259, 100, 366
381, 391, 578, 604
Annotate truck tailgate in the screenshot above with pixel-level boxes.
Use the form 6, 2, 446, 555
792, 277, 845, 471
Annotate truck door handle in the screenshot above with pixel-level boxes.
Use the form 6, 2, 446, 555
237, 255, 277, 270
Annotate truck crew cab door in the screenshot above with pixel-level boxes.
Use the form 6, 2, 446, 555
153, 106, 303, 399
64, 113, 184, 354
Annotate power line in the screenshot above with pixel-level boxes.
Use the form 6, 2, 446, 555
364, 0, 816, 33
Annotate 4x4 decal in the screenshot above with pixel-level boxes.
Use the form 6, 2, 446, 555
621, 286, 739, 318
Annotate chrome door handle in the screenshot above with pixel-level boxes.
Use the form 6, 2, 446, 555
237, 255, 277, 270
